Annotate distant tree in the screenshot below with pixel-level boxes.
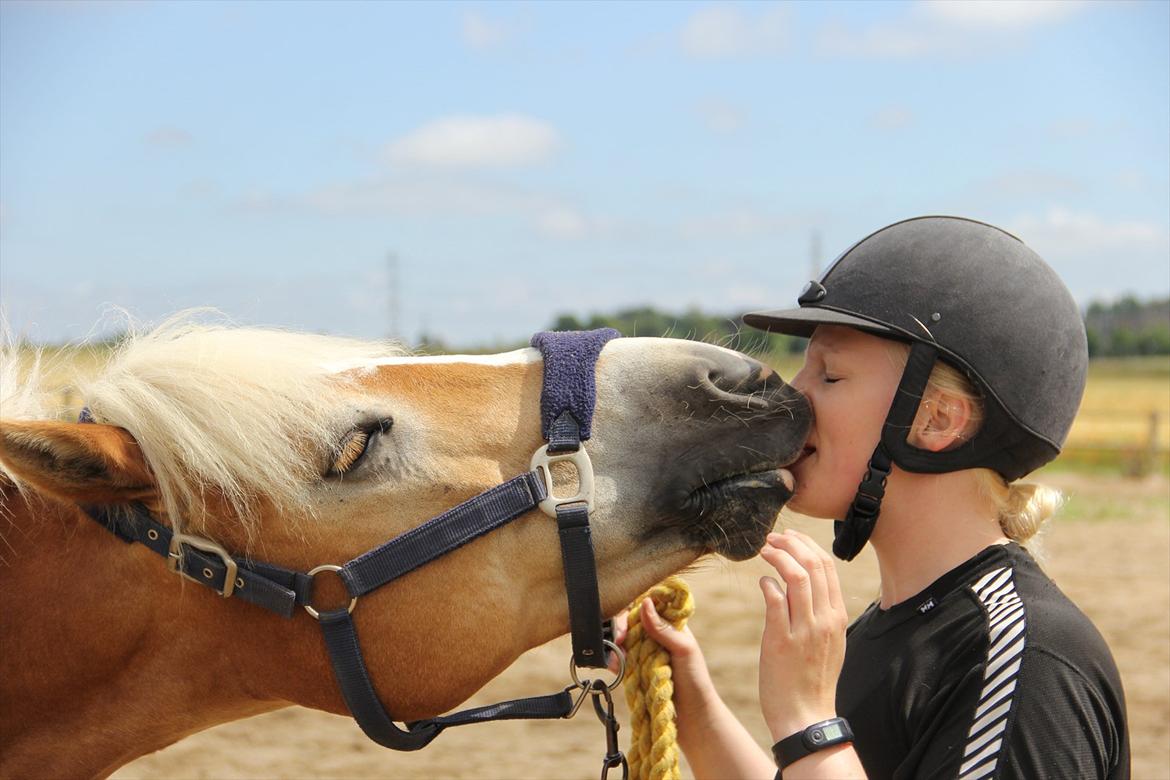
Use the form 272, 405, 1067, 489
544, 306, 804, 356
1083, 296, 1170, 357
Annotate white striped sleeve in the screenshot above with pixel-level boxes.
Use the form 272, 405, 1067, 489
958, 566, 1027, 780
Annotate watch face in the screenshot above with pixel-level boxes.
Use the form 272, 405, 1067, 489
820, 723, 845, 741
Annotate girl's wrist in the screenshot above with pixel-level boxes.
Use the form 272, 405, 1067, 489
766, 709, 841, 743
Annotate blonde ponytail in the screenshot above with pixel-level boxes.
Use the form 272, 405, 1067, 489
976, 470, 1063, 554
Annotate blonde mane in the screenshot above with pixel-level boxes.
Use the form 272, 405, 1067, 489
2, 313, 407, 540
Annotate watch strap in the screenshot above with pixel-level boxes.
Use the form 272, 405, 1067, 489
772, 717, 854, 771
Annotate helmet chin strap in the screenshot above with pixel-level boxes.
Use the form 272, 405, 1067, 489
833, 342, 940, 561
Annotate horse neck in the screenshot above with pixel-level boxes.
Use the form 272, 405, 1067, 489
0, 488, 327, 779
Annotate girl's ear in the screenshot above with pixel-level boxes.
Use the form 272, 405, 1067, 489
0, 419, 156, 505
911, 389, 976, 453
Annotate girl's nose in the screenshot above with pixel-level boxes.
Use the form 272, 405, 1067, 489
789, 367, 813, 396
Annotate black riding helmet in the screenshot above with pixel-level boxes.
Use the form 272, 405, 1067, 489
744, 215, 1088, 560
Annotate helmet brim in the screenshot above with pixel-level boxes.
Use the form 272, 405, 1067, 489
743, 305, 900, 339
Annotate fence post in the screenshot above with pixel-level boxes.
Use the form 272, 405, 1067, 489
1143, 411, 1161, 477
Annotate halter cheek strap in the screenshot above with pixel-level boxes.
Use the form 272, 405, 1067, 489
530, 328, 620, 667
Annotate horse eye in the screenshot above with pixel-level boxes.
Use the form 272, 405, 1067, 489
328, 417, 392, 477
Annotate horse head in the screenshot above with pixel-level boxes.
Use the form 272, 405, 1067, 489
0, 320, 808, 777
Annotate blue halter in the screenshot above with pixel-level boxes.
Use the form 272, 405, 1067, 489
82, 329, 627, 772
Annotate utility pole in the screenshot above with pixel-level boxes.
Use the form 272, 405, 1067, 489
387, 252, 400, 344
810, 229, 822, 280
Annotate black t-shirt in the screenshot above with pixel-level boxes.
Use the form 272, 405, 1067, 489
838, 543, 1129, 779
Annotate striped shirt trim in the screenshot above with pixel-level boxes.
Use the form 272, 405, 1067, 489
958, 566, 1027, 780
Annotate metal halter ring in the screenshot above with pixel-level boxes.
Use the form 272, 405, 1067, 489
569, 640, 625, 692
303, 564, 359, 620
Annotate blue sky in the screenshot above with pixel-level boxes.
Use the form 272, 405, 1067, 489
2, 0, 1168, 346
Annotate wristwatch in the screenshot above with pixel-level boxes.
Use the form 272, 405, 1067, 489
772, 717, 854, 772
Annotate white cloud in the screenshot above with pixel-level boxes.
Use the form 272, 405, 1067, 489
871, 105, 914, 131
1010, 207, 1168, 255
537, 207, 590, 240
819, 0, 1089, 59
694, 98, 747, 134
978, 172, 1085, 197
679, 209, 804, 240
384, 114, 560, 168
678, 5, 789, 59
921, 0, 1085, 30
237, 173, 609, 245
460, 10, 515, 50
144, 126, 193, 148
298, 175, 543, 218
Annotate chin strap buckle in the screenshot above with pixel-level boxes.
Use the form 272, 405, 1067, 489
851, 463, 889, 521
834, 449, 892, 561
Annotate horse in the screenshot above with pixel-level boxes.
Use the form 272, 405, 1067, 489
0, 315, 810, 779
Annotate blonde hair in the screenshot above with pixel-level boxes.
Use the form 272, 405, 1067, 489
891, 342, 1062, 547
3, 311, 407, 542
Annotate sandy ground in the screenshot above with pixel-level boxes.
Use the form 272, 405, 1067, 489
114, 473, 1169, 780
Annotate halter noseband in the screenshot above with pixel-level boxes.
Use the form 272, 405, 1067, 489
81, 329, 628, 775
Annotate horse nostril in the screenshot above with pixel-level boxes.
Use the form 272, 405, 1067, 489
707, 356, 771, 395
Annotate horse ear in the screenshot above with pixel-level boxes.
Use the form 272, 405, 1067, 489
0, 419, 156, 505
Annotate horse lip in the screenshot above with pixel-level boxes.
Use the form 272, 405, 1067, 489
676, 465, 797, 560
688, 465, 794, 498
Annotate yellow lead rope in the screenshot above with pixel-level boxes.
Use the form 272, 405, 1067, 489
622, 576, 694, 780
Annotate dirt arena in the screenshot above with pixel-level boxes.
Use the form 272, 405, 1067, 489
115, 472, 1169, 780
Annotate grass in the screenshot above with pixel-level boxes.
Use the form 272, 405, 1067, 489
1057, 487, 1170, 524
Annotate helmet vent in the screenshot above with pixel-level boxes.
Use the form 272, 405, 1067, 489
798, 280, 827, 304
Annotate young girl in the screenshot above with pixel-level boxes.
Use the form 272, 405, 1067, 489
628, 216, 1129, 779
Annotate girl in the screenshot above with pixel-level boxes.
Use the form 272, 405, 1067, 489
626, 216, 1129, 779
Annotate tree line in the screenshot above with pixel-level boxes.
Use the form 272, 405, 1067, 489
543, 296, 1170, 358
1084, 296, 1170, 357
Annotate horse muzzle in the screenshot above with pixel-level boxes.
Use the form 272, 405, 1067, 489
649, 352, 812, 560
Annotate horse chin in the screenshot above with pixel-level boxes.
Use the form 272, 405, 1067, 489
677, 468, 795, 561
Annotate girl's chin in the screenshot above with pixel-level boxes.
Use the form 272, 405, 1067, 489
786, 487, 844, 521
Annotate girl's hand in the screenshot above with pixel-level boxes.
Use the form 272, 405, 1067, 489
757, 529, 848, 741
612, 598, 719, 730
607, 610, 628, 675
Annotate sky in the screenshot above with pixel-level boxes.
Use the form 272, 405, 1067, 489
1, 0, 1168, 347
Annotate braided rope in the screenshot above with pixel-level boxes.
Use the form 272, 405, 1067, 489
622, 576, 693, 780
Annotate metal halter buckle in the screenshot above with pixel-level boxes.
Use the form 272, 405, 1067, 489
168, 532, 238, 598
530, 444, 596, 517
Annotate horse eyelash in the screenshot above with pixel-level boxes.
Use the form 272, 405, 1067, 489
328, 417, 394, 477
330, 430, 371, 476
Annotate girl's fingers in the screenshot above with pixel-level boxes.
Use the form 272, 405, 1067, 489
759, 545, 814, 628
759, 575, 790, 634
606, 609, 629, 674
766, 531, 837, 617
610, 609, 629, 647
639, 597, 694, 656
787, 529, 846, 614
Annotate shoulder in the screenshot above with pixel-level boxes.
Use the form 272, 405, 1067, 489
959, 548, 1129, 778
